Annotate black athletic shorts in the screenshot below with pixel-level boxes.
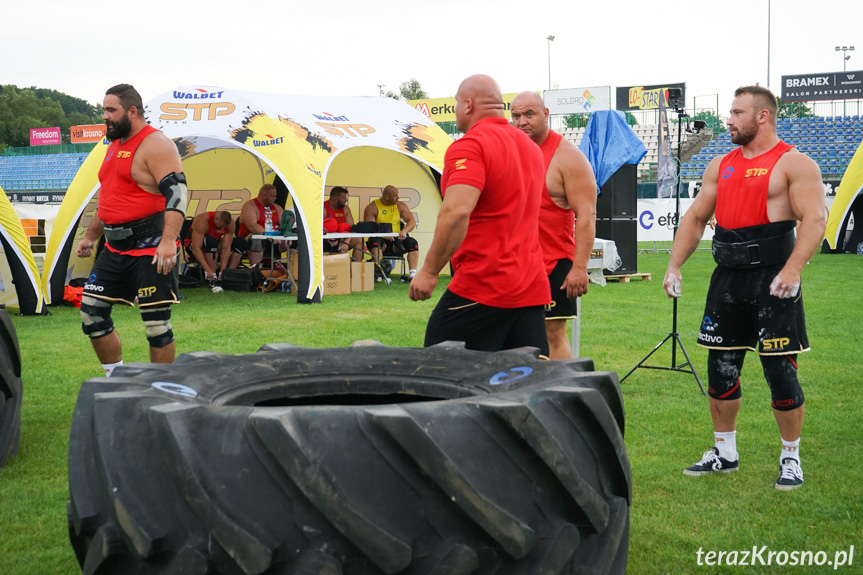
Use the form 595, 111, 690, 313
698, 263, 809, 355
424, 290, 549, 356
544, 259, 577, 320
83, 248, 179, 308
202, 235, 245, 255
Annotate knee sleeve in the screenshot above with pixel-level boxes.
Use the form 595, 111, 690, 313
404, 237, 419, 252
80, 296, 114, 339
366, 238, 380, 250
141, 306, 174, 348
232, 237, 247, 255
761, 354, 804, 411
707, 349, 745, 401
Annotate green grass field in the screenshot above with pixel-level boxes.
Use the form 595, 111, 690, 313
1, 250, 861, 574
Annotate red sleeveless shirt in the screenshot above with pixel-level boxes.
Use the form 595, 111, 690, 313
206, 212, 230, 239
237, 198, 279, 237
536, 130, 575, 273
97, 125, 165, 226
715, 141, 793, 229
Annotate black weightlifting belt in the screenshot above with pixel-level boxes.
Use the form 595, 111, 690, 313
712, 221, 796, 268
103, 211, 164, 251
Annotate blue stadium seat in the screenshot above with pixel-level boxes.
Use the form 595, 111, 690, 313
828, 166, 840, 175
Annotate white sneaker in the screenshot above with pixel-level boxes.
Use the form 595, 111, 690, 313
775, 458, 804, 490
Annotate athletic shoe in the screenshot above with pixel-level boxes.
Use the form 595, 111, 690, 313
683, 447, 739, 476
400, 275, 411, 284
775, 458, 804, 491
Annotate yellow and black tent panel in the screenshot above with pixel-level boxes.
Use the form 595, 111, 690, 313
824, 141, 863, 252
43, 86, 451, 303
0, 187, 46, 315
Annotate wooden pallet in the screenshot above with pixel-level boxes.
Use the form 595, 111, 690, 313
604, 272, 652, 283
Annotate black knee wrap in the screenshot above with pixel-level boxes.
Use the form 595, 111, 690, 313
761, 355, 804, 411
707, 349, 745, 400
141, 306, 174, 348
80, 298, 114, 339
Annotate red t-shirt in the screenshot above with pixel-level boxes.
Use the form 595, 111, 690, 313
537, 130, 575, 273
97, 125, 167, 256
716, 141, 793, 229
441, 117, 550, 308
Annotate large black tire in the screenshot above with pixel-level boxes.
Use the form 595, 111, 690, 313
0, 304, 23, 467
68, 342, 630, 574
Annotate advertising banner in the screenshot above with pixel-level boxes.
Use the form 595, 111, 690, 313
71, 124, 106, 143
616, 83, 686, 111
408, 93, 526, 122
781, 70, 863, 102
656, 93, 676, 198
544, 87, 611, 115
30, 127, 61, 146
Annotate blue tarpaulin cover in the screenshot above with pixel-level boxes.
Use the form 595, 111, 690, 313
578, 110, 647, 189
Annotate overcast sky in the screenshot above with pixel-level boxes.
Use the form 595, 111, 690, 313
4, 0, 860, 115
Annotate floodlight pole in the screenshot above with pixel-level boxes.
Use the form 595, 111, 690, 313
620, 100, 705, 394
547, 35, 555, 91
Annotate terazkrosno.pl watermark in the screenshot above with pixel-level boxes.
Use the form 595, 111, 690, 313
696, 546, 854, 569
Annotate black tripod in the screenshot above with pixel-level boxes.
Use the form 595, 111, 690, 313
620, 91, 705, 394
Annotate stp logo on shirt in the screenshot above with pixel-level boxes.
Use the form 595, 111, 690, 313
745, 168, 769, 178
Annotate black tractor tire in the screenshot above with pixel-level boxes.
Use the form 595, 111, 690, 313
67, 342, 630, 574
0, 304, 23, 467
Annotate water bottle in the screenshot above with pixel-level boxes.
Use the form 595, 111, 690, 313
857, 242, 863, 256
264, 207, 275, 236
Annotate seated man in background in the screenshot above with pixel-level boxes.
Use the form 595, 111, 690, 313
324, 186, 362, 261
237, 183, 288, 266
363, 185, 419, 282
188, 210, 243, 281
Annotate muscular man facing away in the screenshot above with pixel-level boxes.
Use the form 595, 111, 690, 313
410, 75, 550, 355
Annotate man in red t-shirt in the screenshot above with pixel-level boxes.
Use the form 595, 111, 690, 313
74, 84, 187, 373
409, 74, 550, 355
511, 91, 597, 359
664, 85, 826, 490
323, 186, 362, 261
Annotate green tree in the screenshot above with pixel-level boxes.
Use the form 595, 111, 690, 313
564, 113, 590, 129
692, 109, 726, 133
776, 98, 814, 120
0, 85, 101, 148
385, 79, 429, 101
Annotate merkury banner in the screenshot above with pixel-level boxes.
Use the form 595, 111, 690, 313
781, 70, 863, 102
616, 83, 686, 111
408, 93, 526, 122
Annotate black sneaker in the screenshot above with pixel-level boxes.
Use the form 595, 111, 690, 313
400, 275, 411, 284
775, 458, 804, 491
683, 447, 739, 476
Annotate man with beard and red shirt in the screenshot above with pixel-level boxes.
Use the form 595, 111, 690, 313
75, 84, 187, 374
409, 74, 550, 355
511, 91, 597, 359
323, 186, 362, 261
664, 85, 826, 490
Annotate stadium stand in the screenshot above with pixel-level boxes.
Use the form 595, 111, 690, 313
0, 152, 89, 192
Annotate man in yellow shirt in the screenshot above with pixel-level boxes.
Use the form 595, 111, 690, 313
363, 185, 419, 282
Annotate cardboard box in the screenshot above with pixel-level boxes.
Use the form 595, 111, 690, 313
322, 253, 351, 295
351, 261, 374, 292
